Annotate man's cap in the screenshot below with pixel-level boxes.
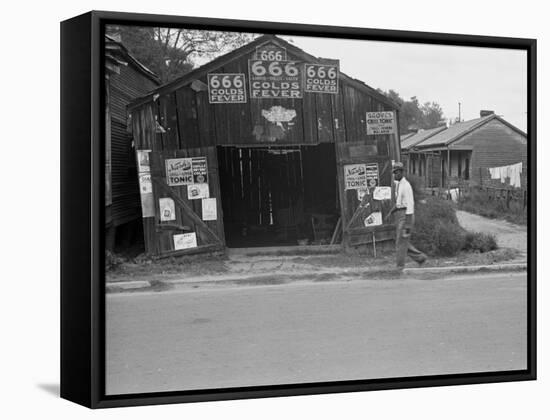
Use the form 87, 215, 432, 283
392, 161, 404, 172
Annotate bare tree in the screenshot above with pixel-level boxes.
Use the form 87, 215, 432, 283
107, 25, 258, 83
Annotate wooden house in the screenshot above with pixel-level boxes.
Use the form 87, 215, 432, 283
127, 35, 402, 257
401, 112, 527, 190
105, 36, 160, 250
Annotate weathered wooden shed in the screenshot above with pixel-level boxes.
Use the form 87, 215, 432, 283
128, 35, 401, 257
105, 35, 160, 249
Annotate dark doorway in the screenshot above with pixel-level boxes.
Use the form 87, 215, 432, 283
217, 144, 339, 248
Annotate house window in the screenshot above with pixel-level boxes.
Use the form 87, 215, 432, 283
458, 157, 462, 178
464, 158, 470, 180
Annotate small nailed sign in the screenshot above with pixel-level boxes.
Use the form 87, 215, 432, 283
366, 111, 396, 135
304, 63, 339, 94
207, 73, 246, 104
165, 158, 193, 186
344, 164, 367, 190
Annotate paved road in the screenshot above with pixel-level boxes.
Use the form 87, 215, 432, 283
106, 272, 527, 395
456, 210, 527, 254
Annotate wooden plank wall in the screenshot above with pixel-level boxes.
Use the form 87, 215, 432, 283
148, 148, 224, 255
336, 141, 394, 246
129, 45, 401, 253
132, 47, 398, 150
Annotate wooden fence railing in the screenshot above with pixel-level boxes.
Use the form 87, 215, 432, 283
424, 185, 527, 210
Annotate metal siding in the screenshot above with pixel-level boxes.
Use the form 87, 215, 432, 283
108, 63, 159, 227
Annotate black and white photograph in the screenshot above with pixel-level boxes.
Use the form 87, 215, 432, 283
103, 23, 530, 396
5, 0, 549, 417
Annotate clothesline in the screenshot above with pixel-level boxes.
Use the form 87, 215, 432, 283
488, 162, 522, 188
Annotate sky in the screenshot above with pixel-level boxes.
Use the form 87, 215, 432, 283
285, 35, 528, 132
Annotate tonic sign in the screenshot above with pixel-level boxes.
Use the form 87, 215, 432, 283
165, 158, 193, 186
344, 163, 367, 190
304, 63, 339, 94
366, 111, 396, 135
249, 60, 302, 99
207, 73, 246, 104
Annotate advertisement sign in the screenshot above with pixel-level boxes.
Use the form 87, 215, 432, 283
373, 186, 392, 201
136, 150, 151, 173
364, 212, 383, 227
207, 73, 246, 104
138, 173, 154, 218
173, 232, 197, 250
138, 173, 152, 194
191, 157, 208, 183
165, 158, 193, 186
366, 163, 379, 187
249, 60, 302, 99
202, 198, 217, 221
159, 198, 176, 222
255, 44, 287, 61
357, 187, 369, 202
344, 164, 367, 190
366, 111, 396, 135
187, 183, 210, 200
304, 63, 339, 94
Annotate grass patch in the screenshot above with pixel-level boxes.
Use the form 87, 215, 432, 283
458, 189, 527, 225
106, 252, 229, 281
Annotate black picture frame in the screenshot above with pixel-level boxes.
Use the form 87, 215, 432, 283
60, 10, 536, 409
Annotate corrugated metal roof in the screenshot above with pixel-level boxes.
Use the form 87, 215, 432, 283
401, 126, 447, 150
415, 115, 494, 148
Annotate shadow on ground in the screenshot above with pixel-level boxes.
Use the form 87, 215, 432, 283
37, 383, 59, 397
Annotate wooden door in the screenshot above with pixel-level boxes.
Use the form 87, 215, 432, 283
141, 146, 225, 257
336, 141, 395, 248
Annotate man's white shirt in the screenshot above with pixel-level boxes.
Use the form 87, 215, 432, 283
395, 177, 415, 215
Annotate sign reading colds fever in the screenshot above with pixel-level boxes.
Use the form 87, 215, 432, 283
304, 63, 339, 94
248, 59, 302, 99
207, 73, 247, 104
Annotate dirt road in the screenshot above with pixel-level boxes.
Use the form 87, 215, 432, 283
456, 210, 527, 255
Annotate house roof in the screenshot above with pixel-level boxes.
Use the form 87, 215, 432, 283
401, 126, 447, 150
413, 114, 527, 150
127, 34, 399, 110
105, 35, 161, 84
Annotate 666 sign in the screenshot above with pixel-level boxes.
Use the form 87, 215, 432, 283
207, 73, 247, 104
304, 63, 339, 94
249, 60, 302, 99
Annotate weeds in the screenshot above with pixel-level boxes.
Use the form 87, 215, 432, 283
413, 197, 498, 257
458, 189, 527, 225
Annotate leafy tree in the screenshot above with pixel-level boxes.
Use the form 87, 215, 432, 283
378, 89, 446, 133
106, 25, 258, 83
421, 101, 445, 129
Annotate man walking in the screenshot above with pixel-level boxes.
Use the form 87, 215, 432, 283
386, 162, 427, 269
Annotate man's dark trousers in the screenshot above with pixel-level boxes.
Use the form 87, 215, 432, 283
394, 209, 426, 268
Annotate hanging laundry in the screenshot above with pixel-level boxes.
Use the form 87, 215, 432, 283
488, 162, 522, 188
